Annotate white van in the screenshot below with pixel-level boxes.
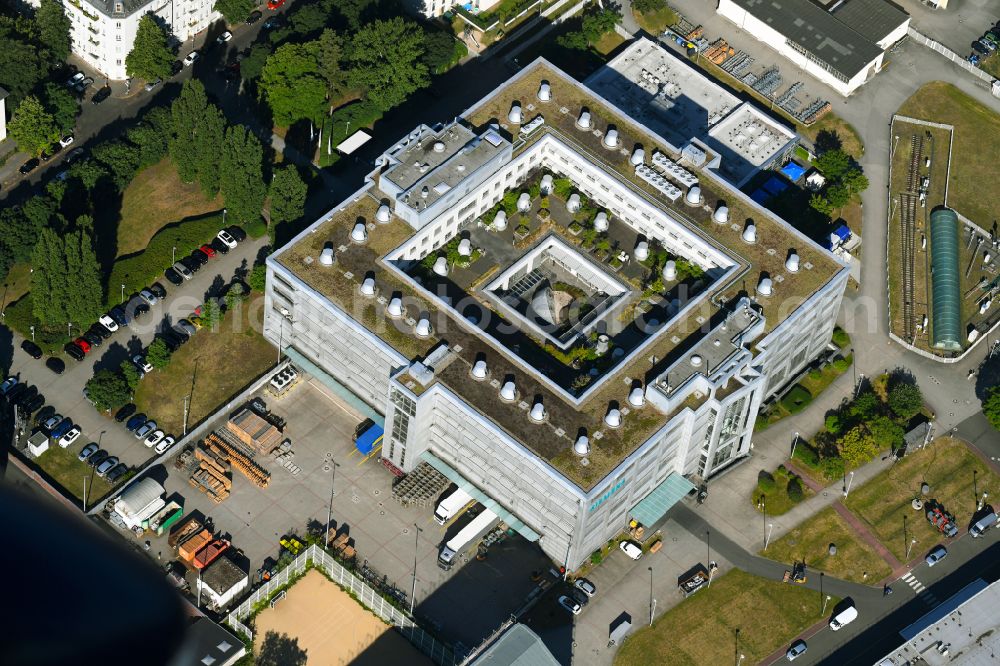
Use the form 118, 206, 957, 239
830, 605, 858, 631
971, 512, 997, 538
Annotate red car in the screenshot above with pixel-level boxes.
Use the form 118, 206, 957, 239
266, 0, 285, 9
73, 338, 92, 354
199, 244, 217, 259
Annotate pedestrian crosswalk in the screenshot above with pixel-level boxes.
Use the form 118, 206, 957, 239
900, 572, 939, 606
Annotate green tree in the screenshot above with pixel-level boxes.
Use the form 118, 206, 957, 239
815, 149, 850, 180
120, 359, 142, 391
867, 415, 905, 451
41, 82, 78, 133
0, 38, 48, 106
347, 18, 429, 112
259, 42, 327, 126
0, 205, 44, 262
30, 228, 69, 325
225, 282, 247, 309
126, 14, 174, 81
126, 106, 172, 167
633, 0, 666, 12
824, 414, 842, 434
825, 183, 851, 209
64, 223, 105, 324
146, 338, 172, 368
317, 29, 347, 98
808, 192, 834, 216
213, 0, 255, 24
240, 43, 271, 81
8, 95, 60, 157
269, 164, 307, 228
86, 369, 132, 412
36, 0, 71, 61
839, 426, 879, 467
842, 168, 870, 195
91, 139, 142, 190
248, 264, 267, 291
69, 160, 110, 190
786, 476, 804, 502
220, 124, 267, 224
202, 298, 223, 327
984, 385, 1000, 431
888, 383, 922, 421
422, 30, 459, 73
847, 391, 879, 421
170, 80, 226, 195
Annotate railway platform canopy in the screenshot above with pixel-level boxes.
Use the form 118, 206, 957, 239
928, 207, 962, 351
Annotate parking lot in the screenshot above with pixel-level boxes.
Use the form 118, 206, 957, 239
110, 375, 552, 651
5, 233, 268, 500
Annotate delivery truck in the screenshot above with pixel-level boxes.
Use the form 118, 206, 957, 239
434, 487, 474, 525
438, 508, 499, 570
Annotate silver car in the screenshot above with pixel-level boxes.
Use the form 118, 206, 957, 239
925, 545, 948, 567
134, 420, 157, 439
96, 456, 119, 477
172, 261, 193, 280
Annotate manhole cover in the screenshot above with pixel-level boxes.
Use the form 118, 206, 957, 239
403, 528, 409, 535
322, 465, 331, 473
373, 489, 380, 496
379, 511, 385, 516
378, 502, 384, 508
352, 495, 360, 504
325, 452, 332, 459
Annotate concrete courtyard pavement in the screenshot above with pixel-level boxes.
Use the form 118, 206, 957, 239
7, 234, 267, 471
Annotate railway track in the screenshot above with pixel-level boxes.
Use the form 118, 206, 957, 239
900, 192, 918, 341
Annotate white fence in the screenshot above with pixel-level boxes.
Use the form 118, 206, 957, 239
907, 26, 998, 86
224, 544, 455, 665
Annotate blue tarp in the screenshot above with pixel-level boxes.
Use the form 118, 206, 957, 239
761, 176, 790, 196
355, 424, 383, 455
750, 189, 771, 205
823, 224, 852, 250
780, 162, 806, 181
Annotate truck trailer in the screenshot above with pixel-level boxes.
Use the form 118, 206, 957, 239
434, 487, 474, 525
438, 508, 499, 570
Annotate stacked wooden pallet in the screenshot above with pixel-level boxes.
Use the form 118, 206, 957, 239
206, 432, 271, 488
188, 443, 232, 503
226, 408, 283, 455
704, 39, 735, 65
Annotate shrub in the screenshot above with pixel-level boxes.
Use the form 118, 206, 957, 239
808, 369, 823, 381
832, 357, 851, 372
888, 383, 923, 421
552, 177, 573, 200
86, 369, 131, 412
248, 264, 267, 292
792, 441, 820, 468
590, 550, 603, 565
786, 477, 804, 502
244, 217, 267, 239
757, 470, 776, 493
819, 455, 845, 480
146, 338, 172, 369
832, 326, 851, 349
781, 385, 813, 414
825, 414, 842, 434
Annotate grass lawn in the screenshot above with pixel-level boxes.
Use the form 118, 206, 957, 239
632, 7, 677, 35
614, 569, 836, 666
1, 262, 33, 307
134, 294, 276, 434
762, 507, 892, 583
117, 159, 222, 257
757, 358, 851, 430
843, 437, 1000, 562
799, 114, 865, 158
897, 82, 1000, 224
593, 30, 626, 56
34, 445, 115, 505
751, 465, 814, 516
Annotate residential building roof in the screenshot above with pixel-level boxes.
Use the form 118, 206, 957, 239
200, 556, 248, 595
832, 0, 909, 46
467, 624, 560, 666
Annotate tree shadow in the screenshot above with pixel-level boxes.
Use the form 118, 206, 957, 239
814, 129, 842, 154
975, 352, 1000, 401
257, 631, 307, 666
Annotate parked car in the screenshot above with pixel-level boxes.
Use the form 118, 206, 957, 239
65, 148, 85, 164
139, 288, 158, 306
50, 418, 74, 439
99, 314, 120, 332
557, 595, 582, 615
144, 78, 162, 92
246, 10, 262, 24
973, 40, 991, 55
96, 456, 119, 477
262, 15, 283, 29
183, 51, 200, 66
58, 426, 82, 448
131, 302, 151, 318
619, 540, 643, 560
125, 413, 147, 432
20, 340, 43, 359
172, 261, 194, 280
210, 237, 231, 255
786, 639, 808, 661
133, 355, 153, 373
19, 159, 39, 175
74, 77, 94, 93
149, 282, 167, 300
171, 60, 183, 75
226, 226, 246, 242
925, 545, 948, 567
217, 229, 238, 248
22, 393, 45, 414
90, 86, 112, 104
135, 420, 157, 439
73, 338, 92, 354
88, 323, 112, 341
215, 31, 232, 45
59, 135, 75, 148
574, 578, 597, 598
65, 343, 85, 361
88, 449, 109, 468
82, 331, 103, 348
180, 256, 202, 273
12, 386, 38, 408
109, 306, 130, 327
115, 403, 137, 422
175, 319, 198, 338
155, 434, 176, 454
66, 72, 85, 87
144, 430, 165, 448
45, 357, 66, 374
5, 383, 27, 402
106, 463, 130, 483
189, 248, 209, 266
164, 267, 184, 286
199, 243, 217, 259
42, 414, 63, 431
0, 377, 18, 395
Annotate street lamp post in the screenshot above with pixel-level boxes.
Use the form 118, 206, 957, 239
907, 537, 917, 560
172, 246, 176, 264
765, 522, 774, 551
823, 594, 831, 615
734, 628, 740, 666
410, 523, 422, 615
791, 431, 800, 459
819, 572, 824, 612
67, 322, 72, 338
326, 461, 340, 543
121, 284, 126, 304
762, 495, 767, 548
29, 325, 34, 342
223, 208, 227, 226
903, 514, 908, 556
844, 471, 855, 497
850, 347, 857, 389
647, 566, 654, 626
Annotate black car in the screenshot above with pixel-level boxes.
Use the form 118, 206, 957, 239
973, 40, 990, 55
262, 16, 283, 30
227, 225, 247, 242
106, 464, 130, 483
115, 403, 137, 422
164, 267, 184, 286
88, 323, 113, 340
12, 385, 38, 407
125, 413, 147, 432
19, 159, 39, 175
132, 302, 151, 318
22, 393, 45, 414
181, 255, 202, 273
171, 60, 183, 76
64, 343, 85, 361
20, 340, 43, 359
65, 148, 85, 164
189, 249, 209, 266
109, 306, 129, 327
246, 9, 262, 24
88, 449, 109, 468
5, 383, 27, 402
91, 87, 112, 104
149, 282, 167, 300
45, 357, 65, 374
82, 331, 103, 347
210, 237, 231, 255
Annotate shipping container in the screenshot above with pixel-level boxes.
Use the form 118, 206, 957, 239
193, 539, 230, 569
179, 529, 213, 562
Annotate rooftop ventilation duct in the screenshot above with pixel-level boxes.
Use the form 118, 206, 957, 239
500, 380, 517, 402
785, 251, 800, 273
529, 399, 546, 422
517, 192, 531, 212
628, 386, 645, 407
690, 354, 703, 367
421, 186, 429, 198
685, 185, 702, 206
360, 276, 376, 296
493, 209, 508, 230
457, 238, 472, 257
540, 174, 553, 194
538, 82, 551, 102
351, 222, 368, 244
471, 359, 488, 379
567, 193, 581, 213
593, 210, 608, 232
319, 245, 335, 266
574, 435, 590, 456
433, 141, 445, 153
577, 109, 592, 129
634, 241, 649, 262
713, 205, 729, 224
604, 406, 622, 428
603, 128, 619, 148
376, 204, 391, 223
757, 276, 773, 296
508, 103, 522, 124
631, 146, 645, 166
414, 316, 432, 338
742, 222, 757, 244
387, 296, 403, 318
433, 256, 449, 276
663, 260, 676, 281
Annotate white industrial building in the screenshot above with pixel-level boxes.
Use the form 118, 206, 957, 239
24, 0, 219, 80
197, 556, 249, 609
264, 57, 849, 571
717, 0, 910, 96
110, 477, 165, 530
